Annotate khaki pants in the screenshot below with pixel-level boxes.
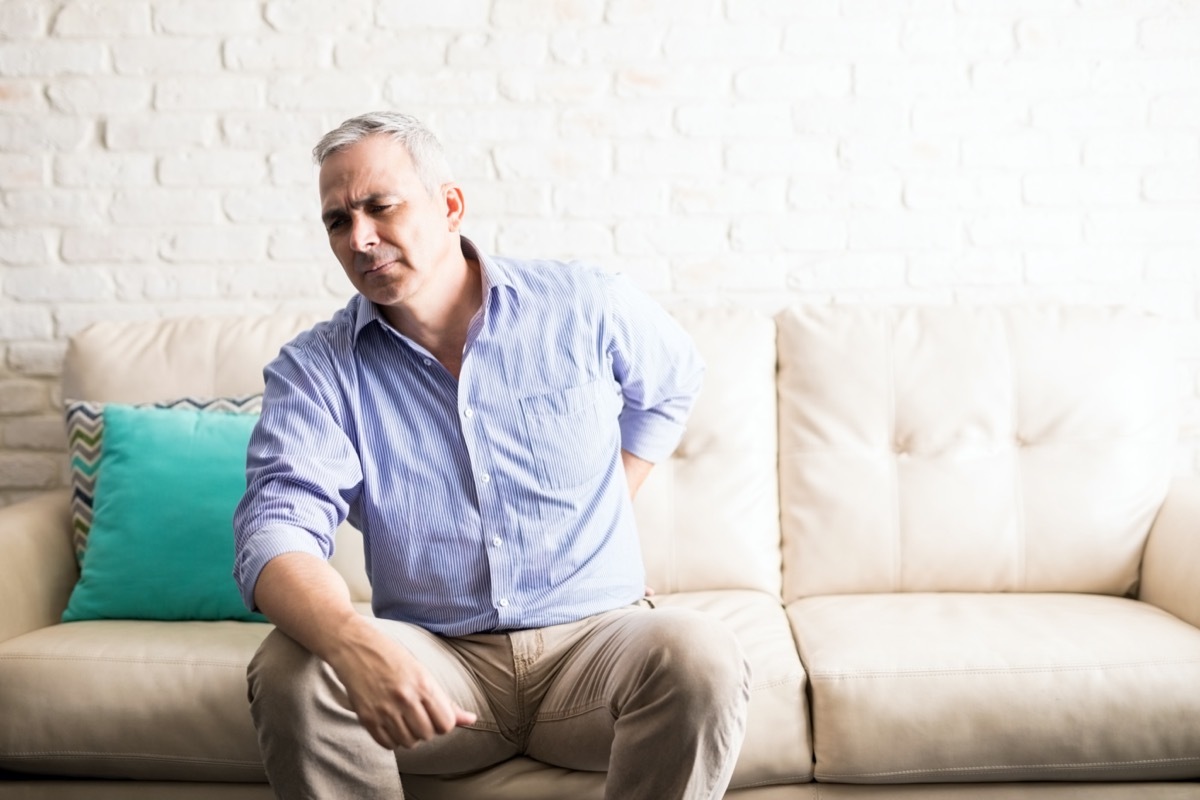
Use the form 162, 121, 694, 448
247, 601, 751, 800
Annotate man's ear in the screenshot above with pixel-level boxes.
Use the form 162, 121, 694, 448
444, 184, 466, 232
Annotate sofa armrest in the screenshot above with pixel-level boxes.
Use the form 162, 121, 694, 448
0, 490, 77, 643
1140, 477, 1200, 628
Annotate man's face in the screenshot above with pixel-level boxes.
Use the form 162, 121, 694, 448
318, 134, 460, 309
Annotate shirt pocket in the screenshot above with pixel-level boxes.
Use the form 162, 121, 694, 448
520, 379, 615, 491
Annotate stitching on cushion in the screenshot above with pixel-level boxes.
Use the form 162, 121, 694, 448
811, 656, 1200, 680
817, 755, 1200, 780
0, 654, 249, 668
2, 751, 261, 767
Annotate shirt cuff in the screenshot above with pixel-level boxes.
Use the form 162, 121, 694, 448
234, 525, 330, 613
619, 409, 687, 464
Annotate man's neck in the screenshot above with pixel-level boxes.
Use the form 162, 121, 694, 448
382, 249, 483, 379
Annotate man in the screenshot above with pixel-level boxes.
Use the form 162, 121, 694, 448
233, 111, 750, 800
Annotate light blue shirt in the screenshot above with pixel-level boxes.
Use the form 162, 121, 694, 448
233, 239, 704, 637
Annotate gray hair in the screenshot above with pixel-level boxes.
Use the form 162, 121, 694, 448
312, 111, 453, 196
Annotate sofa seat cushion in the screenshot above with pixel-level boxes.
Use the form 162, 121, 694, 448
790, 593, 1200, 784
0, 620, 271, 781
403, 589, 813, 799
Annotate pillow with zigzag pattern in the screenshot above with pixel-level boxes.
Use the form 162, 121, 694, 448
64, 395, 262, 564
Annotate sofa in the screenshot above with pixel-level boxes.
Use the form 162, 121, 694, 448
2, 302, 1200, 800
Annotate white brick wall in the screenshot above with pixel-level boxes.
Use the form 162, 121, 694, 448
2, 0, 1200, 503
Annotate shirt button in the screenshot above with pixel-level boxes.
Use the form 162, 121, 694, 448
492, 536, 502, 547
422, 358, 431, 366
498, 598, 509, 608
463, 407, 474, 419
480, 473, 490, 483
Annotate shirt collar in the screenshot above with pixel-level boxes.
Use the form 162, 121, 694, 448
352, 235, 514, 341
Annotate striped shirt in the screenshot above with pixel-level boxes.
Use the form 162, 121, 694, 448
233, 238, 705, 637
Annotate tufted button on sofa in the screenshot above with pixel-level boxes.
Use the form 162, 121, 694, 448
2, 303, 1199, 799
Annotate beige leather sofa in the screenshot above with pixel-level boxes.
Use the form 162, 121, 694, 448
2, 303, 1200, 799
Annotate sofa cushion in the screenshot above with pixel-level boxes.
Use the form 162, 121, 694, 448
62, 403, 265, 623
0, 619, 270, 781
790, 593, 1200, 783
777, 305, 1177, 599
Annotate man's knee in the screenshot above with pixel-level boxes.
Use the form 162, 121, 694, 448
635, 609, 751, 711
247, 628, 337, 721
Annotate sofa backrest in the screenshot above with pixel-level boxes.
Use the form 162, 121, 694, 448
61, 305, 783, 603
777, 304, 1178, 601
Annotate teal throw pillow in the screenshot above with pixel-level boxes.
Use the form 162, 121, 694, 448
62, 403, 265, 623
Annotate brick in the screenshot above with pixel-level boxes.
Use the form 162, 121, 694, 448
1085, 209, 1200, 245
788, 253, 907, 291
552, 179, 664, 218
61, 228, 161, 264
726, 0, 837, 22
847, 211, 964, 250
904, 172, 1022, 210
729, 214, 845, 252
377, 0, 489, 29
616, 65, 731, 99
727, 138, 838, 174
4, 265, 113, 302
105, 114, 218, 150
3, 189, 105, 226
675, 103, 793, 138
1145, 166, 1200, 202
961, 131, 1079, 168
1017, 17, 1137, 53
616, 218, 728, 256
7, 341, 67, 378
385, 70, 497, 106
491, 0, 603, 27
0, 41, 105, 76
671, 176, 785, 215
110, 188, 221, 225
225, 36, 332, 70
560, 105, 673, 138
158, 150, 268, 186
0, 453, 59, 489
447, 32, 548, 68
264, 0, 372, 33
498, 68, 608, 104
1093, 58, 1200, 93
840, 134, 958, 170
1141, 16, 1200, 52
267, 73, 380, 111
268, 150, 317, 186
1145, 248, 1200, 283
617, 140, 722, 177
0, 79, 46, 114
907, 251, 1023, 288
267, 225, 329, 261
1084, 131, 1198, 167
54, 152, 153, 188
788, 172, 902, 211
222, 264, 329, 299
3, 416, 67, 451
1150, 95, 1200, 128
0, 116, 90, 151
606, 0, 719, 22
47, 77, 150, 114
794, 98, 907, 136
222, 112, 329, 148
736, 63, 850, 99
855, 60, 969, 98
664, 24, 777, 60
155, 76, 263, 111
1031, 96, 1149, 130
334, 34, 449, 70
549, 28, 659, 66
53, 1, 150, 36
495, 141, 610, 180
497, 220, 613, 259
53, 303, 161, 337
0, 229, 52, 265
223, 187, 313, 223
1026, 248, 1143, 285
154, 0, 262, 34
462, 182, 552, 218
912, 97, 1027, 135
436, 109, 557, 143
0, 1, 45, 38
968, 211, 1084, 247
0, 380, 45, 415
114, 264, 222, 301
1022, 170, 1141, 206
785, 17, 901, 56
0, 153, 45, 189
0, 307, 52, 339
972, 60, 1092, 94
162, 227, 267, 263
112, 39, 222, 75
902, 18, 1015, 56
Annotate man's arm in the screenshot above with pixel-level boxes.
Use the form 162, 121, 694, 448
254, 552, 476, 750
621, 448, 654, 499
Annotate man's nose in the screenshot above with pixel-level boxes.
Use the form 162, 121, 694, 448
349, 216, 378, 251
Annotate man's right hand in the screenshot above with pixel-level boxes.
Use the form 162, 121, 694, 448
326, 621, 478, 750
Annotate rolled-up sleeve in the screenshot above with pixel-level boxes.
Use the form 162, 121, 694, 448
604, 272, 705, 463
232, 343, 363, 612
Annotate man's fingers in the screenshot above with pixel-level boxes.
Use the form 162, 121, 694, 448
455, 707, 478, 726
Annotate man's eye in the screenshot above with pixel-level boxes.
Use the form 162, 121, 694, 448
369, 204, 392, 214
326, 218, 346, 232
